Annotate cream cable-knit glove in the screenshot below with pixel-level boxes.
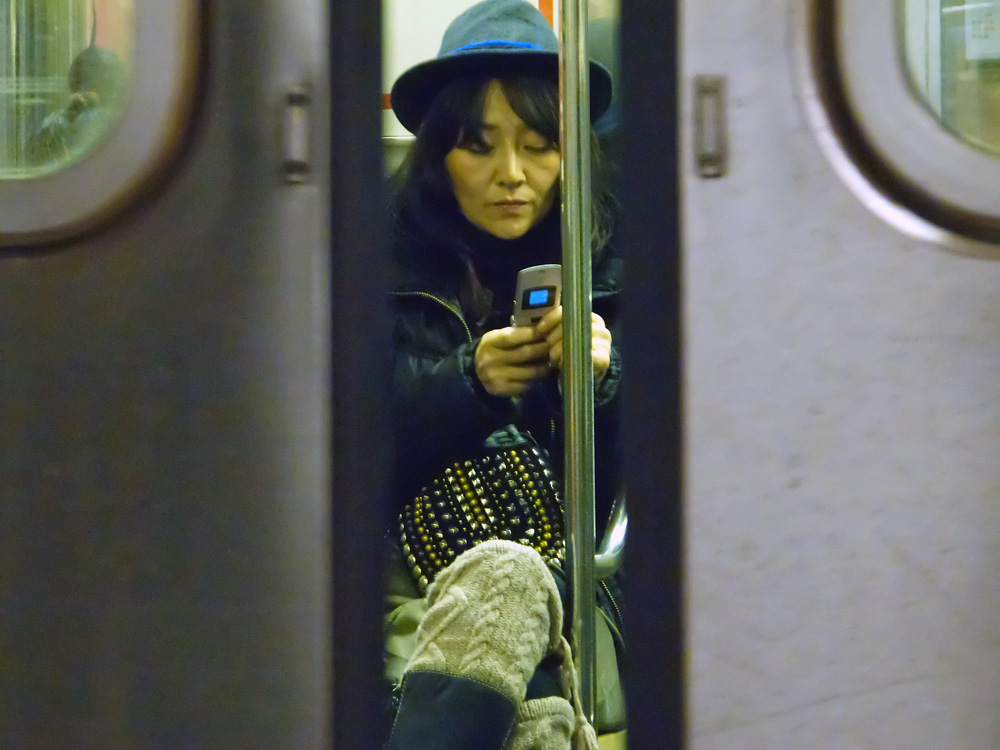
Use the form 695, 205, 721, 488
404, 540, 564, 703
503, 637, 600, 750
505, 696, 575, 749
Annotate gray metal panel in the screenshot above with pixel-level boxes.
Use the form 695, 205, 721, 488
684, 0, 1000, 747
0, 0, 330, 746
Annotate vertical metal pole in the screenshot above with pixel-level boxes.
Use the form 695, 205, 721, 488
559, 0, 597, 722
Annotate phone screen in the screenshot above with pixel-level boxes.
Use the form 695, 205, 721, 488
523, 286, 557, 310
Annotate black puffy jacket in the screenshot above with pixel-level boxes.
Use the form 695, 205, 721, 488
389, 252, 623, 537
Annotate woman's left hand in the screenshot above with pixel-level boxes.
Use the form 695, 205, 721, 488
534, 306, 613, 385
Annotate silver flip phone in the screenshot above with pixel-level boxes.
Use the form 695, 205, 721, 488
511, 264, 561, 327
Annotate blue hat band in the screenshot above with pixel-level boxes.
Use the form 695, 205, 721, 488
449, 39, 545, 54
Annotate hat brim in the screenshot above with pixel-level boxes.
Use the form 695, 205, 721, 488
390, 49, 613, 134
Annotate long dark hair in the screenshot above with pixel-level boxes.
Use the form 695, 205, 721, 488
391, 73, 617, 295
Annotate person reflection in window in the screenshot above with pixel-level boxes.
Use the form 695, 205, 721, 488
26, 46, 125, 168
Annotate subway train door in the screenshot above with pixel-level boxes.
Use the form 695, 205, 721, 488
0, 1, 333, 746
681, 0, 1000, 747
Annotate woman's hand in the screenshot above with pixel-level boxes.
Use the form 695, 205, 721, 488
535, 307, 613, 385
475, 326, 552, 397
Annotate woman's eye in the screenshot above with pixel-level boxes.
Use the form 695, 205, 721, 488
459, 138, 492, 154
523, 140, 555, 154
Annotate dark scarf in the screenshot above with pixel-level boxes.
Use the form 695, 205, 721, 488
459, 210, 561, 334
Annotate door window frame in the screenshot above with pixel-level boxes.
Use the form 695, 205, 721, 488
0, 1, 202, 247
796, 0, 1000, 256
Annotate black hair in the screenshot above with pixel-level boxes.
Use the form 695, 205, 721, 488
391, 74, 617, 296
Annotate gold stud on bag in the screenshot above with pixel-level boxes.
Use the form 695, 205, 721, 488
399, 445, 566, 593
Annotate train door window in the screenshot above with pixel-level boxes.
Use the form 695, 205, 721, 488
904, 0, 1000, 156
1, 1, 133, 179
801, 1, 1000, 253
0, 1, 198, 245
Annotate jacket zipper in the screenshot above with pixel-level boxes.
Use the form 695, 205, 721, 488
599, 577, 625, 646
390, 290, 473, 343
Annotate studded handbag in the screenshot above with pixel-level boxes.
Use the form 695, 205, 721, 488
398, 442, 566, 593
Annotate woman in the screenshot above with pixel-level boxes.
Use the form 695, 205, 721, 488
385, 1, 624, 748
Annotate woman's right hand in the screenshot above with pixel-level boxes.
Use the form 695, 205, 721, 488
475, 326, 552, 397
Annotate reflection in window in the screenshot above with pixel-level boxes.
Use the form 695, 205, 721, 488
0, 0, 132, 179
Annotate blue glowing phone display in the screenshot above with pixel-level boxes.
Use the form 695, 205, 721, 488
522, 287, 556, 310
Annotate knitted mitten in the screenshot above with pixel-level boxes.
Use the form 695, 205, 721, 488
404, 539, 563, 702
502, 636, 601, 750
504, 696, 575, 750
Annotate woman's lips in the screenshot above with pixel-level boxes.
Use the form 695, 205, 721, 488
494, 200, 528, 212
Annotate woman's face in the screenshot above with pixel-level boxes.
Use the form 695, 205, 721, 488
445, 80, 561, 240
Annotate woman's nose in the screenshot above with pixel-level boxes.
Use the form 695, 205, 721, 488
497, 145, 525, 186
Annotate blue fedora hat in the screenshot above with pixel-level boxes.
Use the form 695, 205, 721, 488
390, 0, 613, 134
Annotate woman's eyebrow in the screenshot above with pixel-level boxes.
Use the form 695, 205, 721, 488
480, 122, 538, 135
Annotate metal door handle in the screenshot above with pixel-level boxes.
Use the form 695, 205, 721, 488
694, 75, 728, 178
282, 85, 311, 183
